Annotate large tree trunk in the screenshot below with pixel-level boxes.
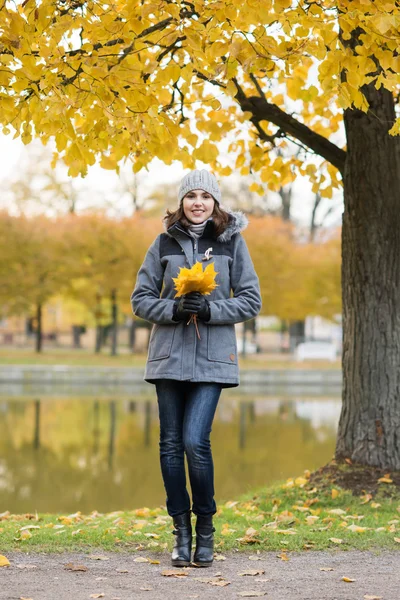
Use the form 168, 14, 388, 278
335, 85, 400, 470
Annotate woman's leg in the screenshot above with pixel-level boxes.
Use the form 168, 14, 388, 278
155, 379, 191, 517
182, 382, 222, 517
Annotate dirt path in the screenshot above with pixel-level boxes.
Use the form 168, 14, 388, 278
1, 550, 398, 600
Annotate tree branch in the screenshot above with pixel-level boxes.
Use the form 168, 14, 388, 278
239, 94, 346, 173
192, 71, 346, 172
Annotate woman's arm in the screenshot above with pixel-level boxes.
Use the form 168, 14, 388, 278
130, 235, 177, 325
206, 234, 262, 325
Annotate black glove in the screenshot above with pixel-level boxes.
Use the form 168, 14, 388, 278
183, 291, 211, 322
172, 296, 192, 322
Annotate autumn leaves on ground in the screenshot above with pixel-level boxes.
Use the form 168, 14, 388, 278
1, 459, 400, 556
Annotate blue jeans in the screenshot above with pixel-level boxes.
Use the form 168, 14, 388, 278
155, 379, 222, 517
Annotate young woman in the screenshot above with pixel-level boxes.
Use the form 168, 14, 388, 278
131, 169, 261, 567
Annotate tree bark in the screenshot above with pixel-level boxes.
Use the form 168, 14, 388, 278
335, 84, 400, 469
129, 319, 137, 352
95, 323, 103, 353
288, 319, 306, 353
110, 288, 118, 356
35, 303, 42, 353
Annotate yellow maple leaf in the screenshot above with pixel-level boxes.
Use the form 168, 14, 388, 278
0, 554, 10, 567
173, 261, 219, 297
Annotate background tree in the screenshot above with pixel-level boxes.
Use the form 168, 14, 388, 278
1, 0, 399, 468
0, 212, 71, 352
64, 213, 157, 354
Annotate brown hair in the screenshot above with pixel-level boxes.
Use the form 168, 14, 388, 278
163, 200, 231, 238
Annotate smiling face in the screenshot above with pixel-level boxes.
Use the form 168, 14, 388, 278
182, 189, 216, 224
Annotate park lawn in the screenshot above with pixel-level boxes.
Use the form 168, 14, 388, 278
0, 349, 341, 370
1, 463, 399, 555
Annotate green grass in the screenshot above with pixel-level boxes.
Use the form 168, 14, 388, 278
1, 470, 399, 554
0, 348, 341, 370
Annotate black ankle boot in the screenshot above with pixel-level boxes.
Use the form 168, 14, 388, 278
192, 514, 215, 567
171, 510, 192, 567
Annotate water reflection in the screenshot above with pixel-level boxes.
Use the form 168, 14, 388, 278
0, 392, 341, 514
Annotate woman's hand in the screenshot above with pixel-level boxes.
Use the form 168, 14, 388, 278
183, 292, 211, 321
173, 292, 211, 322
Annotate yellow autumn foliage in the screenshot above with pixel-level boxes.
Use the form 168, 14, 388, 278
0, 0, 399, 194
172, 262, 219, 297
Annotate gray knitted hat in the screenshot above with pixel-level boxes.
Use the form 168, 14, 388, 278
178, 169, 221, 204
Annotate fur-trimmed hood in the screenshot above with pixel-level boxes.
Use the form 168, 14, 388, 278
216, 210, 248, 242
165, 209, 249, 242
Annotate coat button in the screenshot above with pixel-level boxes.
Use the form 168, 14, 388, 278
230, 353, 235, 361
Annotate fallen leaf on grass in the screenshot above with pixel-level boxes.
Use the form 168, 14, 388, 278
360, 494, 373, 504
221, 524, 236, 535
331, 489, 340, 499
20, 525, 40, 531
64, 563, 88, 572
0, 555, 10, 567
378, 475, 393, 484
161, 569, 188, 577
88, 555, 109, 561
329, 538, 343, 544
237, 592, 266, 597
394, 537, 400, 543
328, 508, 346, 515
320, 567, 334, 571
347, 524, 368, 533
239, 570, 265, 576
342, 576, 355, 582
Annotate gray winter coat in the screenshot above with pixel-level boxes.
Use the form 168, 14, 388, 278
130, 211, 262, 388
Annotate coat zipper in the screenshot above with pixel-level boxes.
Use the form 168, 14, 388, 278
193, 238, 197, 264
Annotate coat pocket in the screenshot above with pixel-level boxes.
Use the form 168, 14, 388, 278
207, 325, 238, 364
148, 324, 176, 361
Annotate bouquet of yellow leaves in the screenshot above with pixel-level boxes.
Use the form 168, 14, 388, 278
172, 261, 218, 339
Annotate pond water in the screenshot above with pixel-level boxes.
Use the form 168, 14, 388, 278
0, 389, 341, 514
